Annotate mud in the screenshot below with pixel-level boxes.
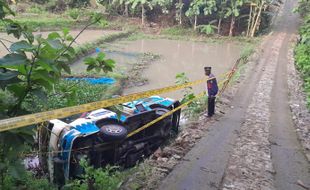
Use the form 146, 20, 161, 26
0, 30, 119, 57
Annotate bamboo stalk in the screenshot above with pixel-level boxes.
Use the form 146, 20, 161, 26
251, 1, 264, 37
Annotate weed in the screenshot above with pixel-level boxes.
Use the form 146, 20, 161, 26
66, 8, 80, 20
161, 26, 195, 36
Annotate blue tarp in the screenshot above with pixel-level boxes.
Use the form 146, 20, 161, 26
65, 77, 116, 85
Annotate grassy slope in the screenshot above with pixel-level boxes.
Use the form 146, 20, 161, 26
295, 2, 310, 107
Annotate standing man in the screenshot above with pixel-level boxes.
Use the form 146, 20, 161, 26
204, 67, 218, 117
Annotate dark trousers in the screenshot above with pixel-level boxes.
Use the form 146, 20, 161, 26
208, 96, 216, 116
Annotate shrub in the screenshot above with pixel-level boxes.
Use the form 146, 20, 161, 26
197, 24, 217, 35
64, 158, 122, 190
28, 5, 46, 14
66, 8, 80, 20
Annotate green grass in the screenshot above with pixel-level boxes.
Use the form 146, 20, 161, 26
161, 26, 196, 36
295, 2, 310, 108
74, 30, 135, 59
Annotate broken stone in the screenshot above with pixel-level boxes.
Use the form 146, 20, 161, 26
172, 154, 181, 160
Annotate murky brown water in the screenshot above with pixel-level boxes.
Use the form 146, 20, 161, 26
119, 39, 242, 99
74, 39, 241, 99
0, 30, 119, 57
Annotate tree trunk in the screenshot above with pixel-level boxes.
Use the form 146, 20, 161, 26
246, 4, 253, 37
38, 124, 50, 176
141, 4, 145, 26
124, 3, 129, 17
217, 18, 222, 34
194, 15, 197, 30
179, 0, 182, 25
229, 16, 235, 36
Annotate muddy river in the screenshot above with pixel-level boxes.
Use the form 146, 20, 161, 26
72, 39, 242, 99
0, 30, 119, 57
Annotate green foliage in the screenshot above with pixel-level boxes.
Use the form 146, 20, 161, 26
295, 1, 310, 107
68, 0, 90, 8
0, 2, 112, 189
1, 171, 56, 190
66, 8, 80, 20
197, 24, 217, 35
160, 26, 194, 36
28, 5, 47, 14
295, 0, 310, 17
240, 44, 254, 59
24, 80, 116, 112
64, 158, 122, 190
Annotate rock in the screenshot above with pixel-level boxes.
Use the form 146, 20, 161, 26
172, 154, 181, 160
156, 167, 169, 173
181, 132, 189, 138
153, 148, 162, 159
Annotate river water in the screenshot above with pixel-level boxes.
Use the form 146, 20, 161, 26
0, 30, 119, 57
1, 30, 242, 99
72, 39, 242, 99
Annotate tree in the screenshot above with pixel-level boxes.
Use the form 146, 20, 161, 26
185, 0, 207, 30
128, 0, 153, 25
225, 0, 244, 36
175, 0, 184, 25
216, 0, 228, 34
246, 0, 273, 37
112, 0, 130, 16
0, 1, 114, 188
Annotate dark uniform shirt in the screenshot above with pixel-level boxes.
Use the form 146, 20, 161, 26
206, 74, 218, 97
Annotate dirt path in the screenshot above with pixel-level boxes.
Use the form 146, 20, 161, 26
269, 0, 309, 189
159, 0, 309, 189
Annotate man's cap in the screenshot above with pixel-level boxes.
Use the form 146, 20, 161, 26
204, 66, 212, 71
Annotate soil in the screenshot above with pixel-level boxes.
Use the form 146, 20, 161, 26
122, 0, 310, 189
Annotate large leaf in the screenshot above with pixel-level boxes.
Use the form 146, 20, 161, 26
7, 83, 27, 98
31, 69, 56, 85
10, 40, 34, 52
97, 52, 106, 62
0, 1, 15, 18
31, 88, 48, 103
0, 69, 19, 80
5, 21, 23, 39
33, 79, 53, 91
47, 39, 63, 50
0, 53, 28, 67
0, 69, 21, 90
48, 32, 61, 40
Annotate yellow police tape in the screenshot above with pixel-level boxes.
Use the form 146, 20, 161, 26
126, 91, 206, 138
126, 79, 227, 138
0, 77, 216, 132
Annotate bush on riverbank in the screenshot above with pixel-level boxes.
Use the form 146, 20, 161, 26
295, 0, 310, 107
